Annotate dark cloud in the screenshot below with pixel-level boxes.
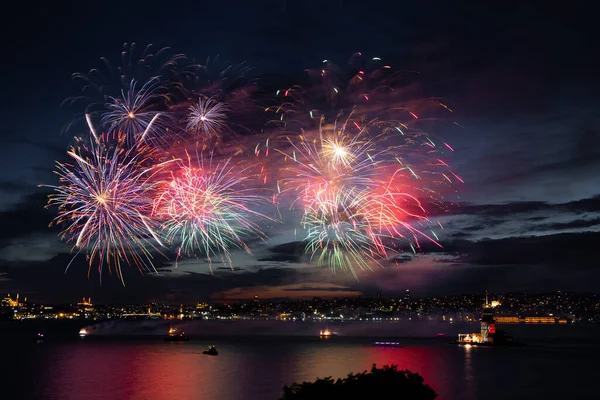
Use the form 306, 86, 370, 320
216, 266, 243, 272
500, 123, 600, 179
440, 232, 600, 267
0, 252, 303, 304
0, 190, 55, 241
389, 254, 412, 264
533, 218, 600, 232
259, 241, 305, 263
3, 137, 67, 158
452, 195, 600, 218
0, 181, 33, 193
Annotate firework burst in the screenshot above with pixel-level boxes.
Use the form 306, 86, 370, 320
185, 97, 228, 141
45, 46, 461, 285
101, 78, 169, 143
152, 150, 270, 271
274, 99, 458, 276
44, 131, 172, 283
63, 42, 185, 136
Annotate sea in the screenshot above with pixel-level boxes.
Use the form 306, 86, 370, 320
1, 319, 598, 400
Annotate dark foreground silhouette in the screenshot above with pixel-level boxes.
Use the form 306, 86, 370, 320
280, 364, 437, 400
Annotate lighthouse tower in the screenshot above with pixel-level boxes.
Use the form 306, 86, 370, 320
480, 291, 496, 343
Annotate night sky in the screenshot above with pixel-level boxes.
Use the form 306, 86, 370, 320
0, 1, 598, 303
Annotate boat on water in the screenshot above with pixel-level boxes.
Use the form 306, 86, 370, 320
79, 328, 87, 338
373, 341, 401, 347
164, 326, 189, 342
455, 291, 519, 347
202, 345, 218, 356
36, 333, 44, 341
319, 329, 338, 337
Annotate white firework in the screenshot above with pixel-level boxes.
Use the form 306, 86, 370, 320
101, 78, 165, 143
185, 97, 228, 140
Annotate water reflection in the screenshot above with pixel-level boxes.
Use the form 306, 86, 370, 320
461, 344, 477, 400
18, 337, 600, 400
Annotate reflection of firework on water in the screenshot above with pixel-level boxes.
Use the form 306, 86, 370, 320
185, 97, 228, 142
152, 150, 270, 271
43, 131, 173, 283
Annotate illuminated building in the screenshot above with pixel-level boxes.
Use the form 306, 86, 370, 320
495, 316, 520, 323
494, 315, 571, 324
457, 291, 513, 346
523, 316, 555, 324
2, 293, 26, 307
77, 297, 94, 312
480, 291, 496, 342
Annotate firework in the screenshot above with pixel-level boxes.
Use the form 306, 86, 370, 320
185, 97, 228, 141
101, 78, 169, 143
274, 92, 458, 276
173, 55, 254, 99
169, 56, 266, 140
46, 46, 461, 284
152, 149, 270, 271
44, 131, 172, 283
63, 42, 185, 136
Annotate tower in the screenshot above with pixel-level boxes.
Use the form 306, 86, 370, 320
480, 291, 496, 342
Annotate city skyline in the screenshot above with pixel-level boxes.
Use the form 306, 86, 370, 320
0, 1, 599, 303
3, 290, 599, 325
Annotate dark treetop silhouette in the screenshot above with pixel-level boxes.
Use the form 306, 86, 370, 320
280, 364, 437, 400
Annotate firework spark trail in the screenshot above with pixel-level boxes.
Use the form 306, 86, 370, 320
152, 149, 271, 272
43, 131, 173, 284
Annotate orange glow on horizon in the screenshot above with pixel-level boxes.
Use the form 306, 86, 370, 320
212, 282, 361, 300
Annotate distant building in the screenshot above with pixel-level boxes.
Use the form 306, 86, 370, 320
1, 293, 26, 307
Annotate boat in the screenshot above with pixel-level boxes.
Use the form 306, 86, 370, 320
373, 341, 401, 347
319, 329, 338, 337
164, 326, 189, 342
36, 333, 44, 341
79, 328, 87, 338
202, 345, 218, 356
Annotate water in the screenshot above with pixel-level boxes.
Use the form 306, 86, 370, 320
2, 322, 598, 399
